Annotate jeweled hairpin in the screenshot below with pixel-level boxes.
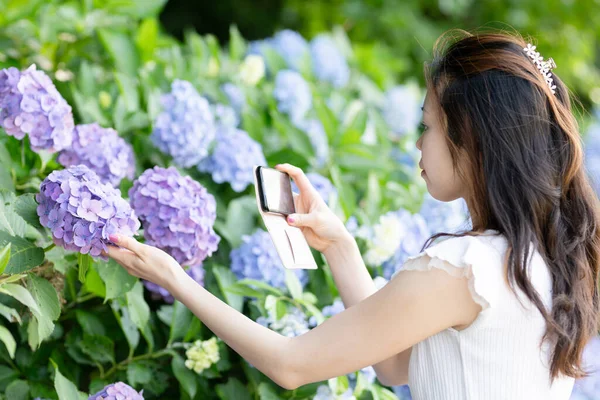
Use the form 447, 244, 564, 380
523, 43, 557, 95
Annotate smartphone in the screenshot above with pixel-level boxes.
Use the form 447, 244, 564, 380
256, 166, 296, 216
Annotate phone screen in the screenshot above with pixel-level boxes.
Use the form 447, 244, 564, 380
259, 167, 295, 215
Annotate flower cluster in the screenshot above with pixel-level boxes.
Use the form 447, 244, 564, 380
419, 193, 471, 233
37, 165, 140, 259
308, 297, 345, 327
310, 35, 350, 88
257, 307, 311, 337
150, 80, 215, 168
197, 126, 266, 192
570, 335, 600, 400
313, 385, 356, 400
291, 172, 336, 203
129, 166, 220, 267
143, 264, 205, 303
293, 118, 329, 167
230, 229, 308, 291
212, 103, 239, 128
57, 123, 135, 187
271, 29, 310, 71
382, 84, 423, 139
221, 83, 246, 116
362, 210, 410, 267
239, 55, 265, 86
274, 70, 312, 122
88, 382, 144, 400
185, 337, 221, 374
0, 64, 74, 153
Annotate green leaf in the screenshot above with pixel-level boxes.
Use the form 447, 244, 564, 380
313, 96, 339, 143
213, 265, 245, 312
97, 259, 137, 300
79, 334, 115, 364
0, 231, 44, 274
0, 283, 41, 315
0, 365, 19, 392
27, 274, 60, 321
237, 279, 284, 296
0, 190, 29, 237
5, 379, 28, 400
135, 18, 159, 61
0, 243, 10, 275
257, 382, 282, 400
172, 354, 198, 398
223, 283, 264, 299
284, 269, 303, 300
229, 25, 246, 61
13, 194, 43, 230
0, 325, 16, 359
329, 166, 355, 220
365, 171, 382, 220
126, 281, 149, 330
83, 263, 106, 298
218, 197, 257, 248
216, 378, 252, 400
98, 0, 168, 18
111, 300, 140, 353
45, 246, 77, 275
0, 303, 21, 324
78, 253, 92, 284
97, 29, 140, 76
169, 300, 193, 344
75, 310, 106, 336
50, 359, 88, 400
115, 72, 140, 113
127, 361, 153, 388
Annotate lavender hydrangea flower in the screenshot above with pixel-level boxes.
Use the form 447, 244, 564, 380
57, 123, 135, 187
382, 84, 423, 140
36, 165, 140, 260
293, 118, 329, 167
291, 172, 336, 203
256, 307, 310, 337
129, 166, 220, 267
570, 335, 600, 399
419, 193, 472, 233
0, 64, 74, 153
310, 35, 350, 88
271, 30, 310, 71
584, 119, 600, 195
381, 210, 431, 280
150, 80, 215, 168
221, 83, 246, 116
230, 229, 308, 291
88, 382, 144, 400
197, 126, 266, 192
274, 70, 312, 122
143, 264, 205, 303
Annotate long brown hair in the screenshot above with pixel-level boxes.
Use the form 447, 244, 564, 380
421, 28, 600, 383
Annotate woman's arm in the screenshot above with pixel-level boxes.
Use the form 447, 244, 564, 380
323, 235, 411, 386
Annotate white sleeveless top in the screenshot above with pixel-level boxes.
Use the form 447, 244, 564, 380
393, 229, 575, 400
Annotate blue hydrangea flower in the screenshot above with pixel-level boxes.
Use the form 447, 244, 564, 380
392, 384, 413, 400
419, 193, 472, 233
274, 70, 312, 122
247, 38, 275, 60
88, 381, 144, 400
383, 84, 423, 139
129, 166, 220, 267
230, 229, 308, 291
271, 30, 310, 71
37, 165, 141, 260
308, 297, 345, 327
310, 35, 350, 88
257, 307, 310, 337
150, 80, 215, 168
347, 366, 377, 391
197, 126, 266, 192
584, 119, 600, 195
221, 83, 246, 117
291, 172, 336, 204
144, 264, 205, 303
57, 123, 135, 187
313, 385, 355, 400
570, 335, 600, 400
293, 118, 329, 167
213, 103, 239, 128
0, 64, 74, 153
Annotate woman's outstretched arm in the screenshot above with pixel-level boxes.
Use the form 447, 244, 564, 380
105, 233, 481, 391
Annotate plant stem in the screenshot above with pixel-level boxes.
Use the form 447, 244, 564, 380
103, 347, 177, 379
43, 243, 55, 252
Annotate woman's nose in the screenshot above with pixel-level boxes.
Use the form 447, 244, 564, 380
416, 135, 422, 150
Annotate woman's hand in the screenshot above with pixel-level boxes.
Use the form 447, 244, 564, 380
275, 163, 352, 253
102, 234, 182, 291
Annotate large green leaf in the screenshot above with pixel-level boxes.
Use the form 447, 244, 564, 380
78, 334, 115, 364
0, 365, 19, 392
168, 300, 193, 344
97, 29, 140, 76
0, 243, 10, 275
75, 310, 106, 336
13, 194, 43, 230
0, 325, 16, 359
127, 361, 153, 389
111, 299, 140, 354
0, 231, 44, 274
27, 274, 60, 321
172, 354, 198, 399
216, 378, 253, 400
0, 190, 29, 237
50, 359, 88, 400
213, 265, 245, 312
0, 303, 21, 324
126, 281, 150, 330
217, 196, 258, 248
97, 259, 137, 300
5, 379, 28, 400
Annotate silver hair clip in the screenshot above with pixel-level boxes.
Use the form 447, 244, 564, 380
523, 43, 557, 95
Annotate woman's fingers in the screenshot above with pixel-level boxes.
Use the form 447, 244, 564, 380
109, 233, 146, 257
275, 163, 317, 196
104, 245, 138, 268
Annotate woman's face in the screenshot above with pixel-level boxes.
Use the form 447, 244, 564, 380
415, 91, 468, 202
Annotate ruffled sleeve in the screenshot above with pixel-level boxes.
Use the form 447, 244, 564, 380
392, 235, 501, 316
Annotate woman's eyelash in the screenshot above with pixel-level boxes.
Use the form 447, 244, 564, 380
419, 122, 428, 133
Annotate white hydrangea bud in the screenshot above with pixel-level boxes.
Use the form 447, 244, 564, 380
184, 337, 221, 374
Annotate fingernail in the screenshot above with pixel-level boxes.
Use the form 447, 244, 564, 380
287, 215, 295, 224
109, 234, 119, 243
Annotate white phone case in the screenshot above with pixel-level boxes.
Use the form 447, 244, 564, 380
253, 165, 317, 270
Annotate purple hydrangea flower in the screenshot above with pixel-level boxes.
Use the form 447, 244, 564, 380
88, 381, 144, 400
197, 126, 266, 192
381, 209, 431, 280
293, 118, 329, 167
0, 64, 74, 153
570, 335, 600, 399
419, 193, 472, 233
36, 165, 140, 259
584, 119, 600, 195
310, 35, 350, 88
274, 70, 312, 123
129, 166, 220, 267
271, 30, 310, 71
230, 229, 308, 291
291, 172, 336, 204
143, 264, 205, 303
221, 83, 246, 116
57, 123, 135, 187
382, 84, 423, 140
150, 80, 215, 168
